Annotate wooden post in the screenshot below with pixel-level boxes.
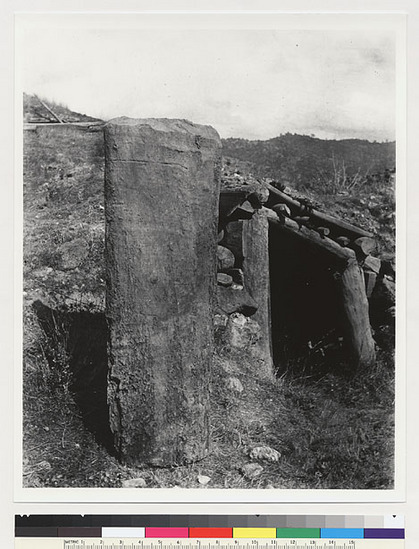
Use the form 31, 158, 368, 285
104, 118, 221, 466
242, 210, 274, 378
338, 259, 376, 368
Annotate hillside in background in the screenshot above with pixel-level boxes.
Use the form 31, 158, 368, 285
23, 93, 103, 124
222, 134, 395, 193
22, 93, 396, 256
22, 93, 396, 257
222, 134, 396, 256
23, 92, 395, 191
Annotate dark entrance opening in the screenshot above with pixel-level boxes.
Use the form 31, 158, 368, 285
33, 300, 115, 454
269, 224, 346, 375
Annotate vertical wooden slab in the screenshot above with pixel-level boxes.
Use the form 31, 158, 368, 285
339, 259, 376, 368
242, 210, 274, 378
104, 117, 221, 466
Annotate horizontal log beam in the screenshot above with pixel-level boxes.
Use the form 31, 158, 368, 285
265, 183, 373, 241
269, 216, 355, 271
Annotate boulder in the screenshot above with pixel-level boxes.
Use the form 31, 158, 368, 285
241, 463, 263, 479
215, 285, 258, 316
249, 445, 281, 463
226, 376, 244, 393
217, 273, 233, 287
217, 245, 235, 271
122, 477, 147, 488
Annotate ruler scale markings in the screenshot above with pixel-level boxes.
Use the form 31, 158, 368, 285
17, 535, 406, 548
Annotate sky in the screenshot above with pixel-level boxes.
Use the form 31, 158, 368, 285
21, 23, 396, 141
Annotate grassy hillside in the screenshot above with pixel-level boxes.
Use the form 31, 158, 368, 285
23, 93, 103, 124
222, 134, 395, 192
22, 119, 395, 490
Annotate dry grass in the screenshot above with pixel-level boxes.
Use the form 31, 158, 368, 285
23, 315, 394, 489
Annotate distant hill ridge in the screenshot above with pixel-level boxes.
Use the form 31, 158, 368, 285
23, 92, 395, 192
222, 133, 395, 190
23, 93, 103, 124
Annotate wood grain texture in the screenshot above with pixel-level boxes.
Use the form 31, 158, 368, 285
104, 117, 221, 466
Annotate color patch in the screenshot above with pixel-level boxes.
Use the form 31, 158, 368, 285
233, 528, 277, 538
15, 527, 58, 537
324, 516, 345, 528
57, 527, 102, 537
321, 528, 364, 539
190, 528, 233, 538
145, 527, 189, 538
276, 528, 320, 538
364, 529, 405, 539
102, 528, 146, 538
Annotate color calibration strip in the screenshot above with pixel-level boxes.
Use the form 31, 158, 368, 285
15, 527, 405, 539
15, 516, 404, 540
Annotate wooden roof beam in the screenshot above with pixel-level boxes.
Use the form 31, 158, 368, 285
265, 183, 374, 241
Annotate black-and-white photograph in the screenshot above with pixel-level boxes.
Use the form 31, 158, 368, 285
18, 13, 403, 494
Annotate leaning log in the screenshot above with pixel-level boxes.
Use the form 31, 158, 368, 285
270, 216, 354, 270
34, 94, 64, 123
266, 183, 373, 240
104, 117, 221, 466
269, 217, 375, 369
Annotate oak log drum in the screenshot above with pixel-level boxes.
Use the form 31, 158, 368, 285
104, 118, 221, 466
